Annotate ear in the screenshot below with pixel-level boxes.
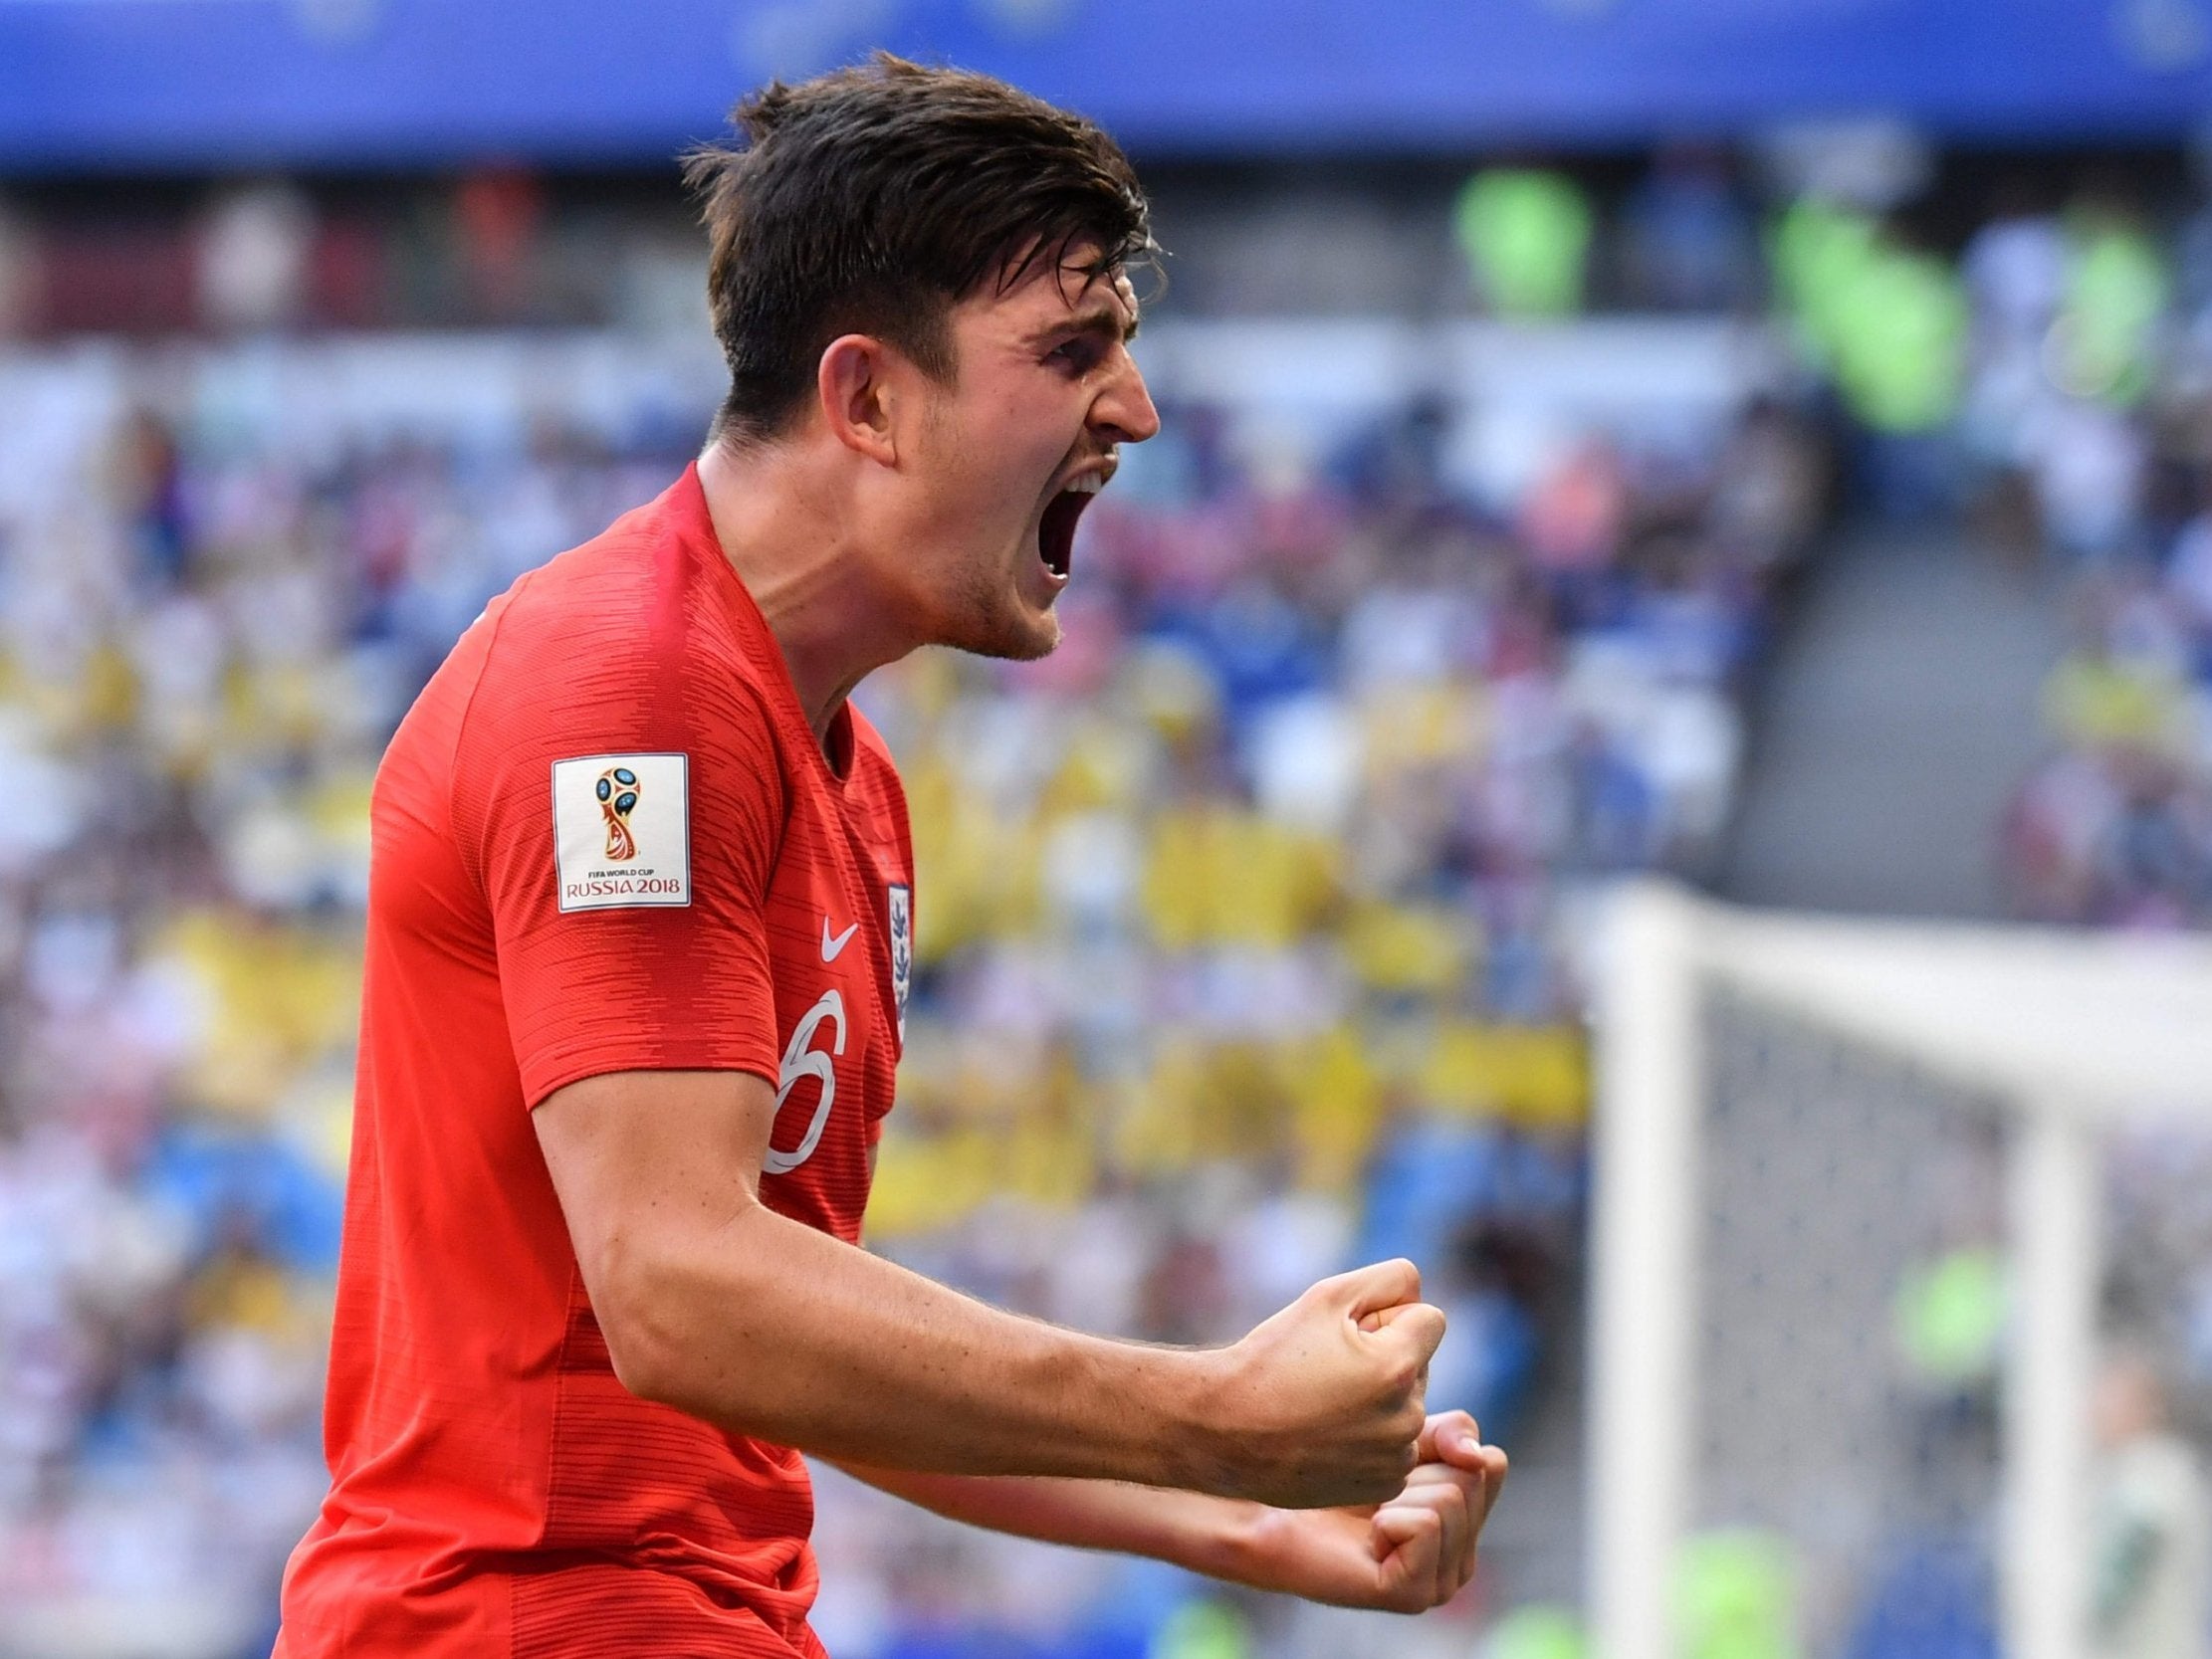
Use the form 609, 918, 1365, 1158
816, 334, 900, 468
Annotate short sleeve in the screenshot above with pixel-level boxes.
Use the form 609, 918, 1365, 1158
452, 596, 787, 1109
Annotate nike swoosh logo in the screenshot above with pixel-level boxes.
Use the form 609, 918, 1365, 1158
821, 919, 859, 961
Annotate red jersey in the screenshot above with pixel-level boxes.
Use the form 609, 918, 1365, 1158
277, 466, 914, 1658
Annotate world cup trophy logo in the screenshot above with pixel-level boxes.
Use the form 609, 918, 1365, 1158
595, 766, 642, 862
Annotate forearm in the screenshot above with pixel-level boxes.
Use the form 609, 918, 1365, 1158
544, 1071, 1438, 1512
607, 1198, 1217, 1491
837, 1417, 1511, 1616
827, 1461, 1265, 1582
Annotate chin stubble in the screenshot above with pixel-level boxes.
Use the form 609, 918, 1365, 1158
940, 561, 1059, 663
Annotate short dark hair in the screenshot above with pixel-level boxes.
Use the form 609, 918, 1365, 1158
683, 55, 1155, 445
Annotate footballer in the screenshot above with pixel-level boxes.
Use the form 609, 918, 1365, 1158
276, 56, 1506, 1658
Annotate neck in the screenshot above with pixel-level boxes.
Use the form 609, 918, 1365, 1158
695, 436, 911, 745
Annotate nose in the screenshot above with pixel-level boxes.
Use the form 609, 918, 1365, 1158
1091, 348, 1161, 446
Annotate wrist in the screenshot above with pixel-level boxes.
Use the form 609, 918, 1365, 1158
1198, 1495, 1280, 1589
1149, 1345, 1237, 1496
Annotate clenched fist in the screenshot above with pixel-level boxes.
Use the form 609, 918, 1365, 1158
1226, 1409, 1510, 1612
1189, 1259, 1446, 1510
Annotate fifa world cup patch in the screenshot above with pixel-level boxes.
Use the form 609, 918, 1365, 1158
551, 753, 691, 912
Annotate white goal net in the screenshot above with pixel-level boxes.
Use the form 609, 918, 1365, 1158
1589, 881, 2212, 1659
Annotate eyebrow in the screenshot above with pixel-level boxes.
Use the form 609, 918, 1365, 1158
1028, 303, 1141, 350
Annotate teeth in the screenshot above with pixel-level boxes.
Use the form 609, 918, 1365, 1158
1065, 475, 1104, 495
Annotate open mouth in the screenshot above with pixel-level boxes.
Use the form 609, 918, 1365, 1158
1036, 478, 1102, 578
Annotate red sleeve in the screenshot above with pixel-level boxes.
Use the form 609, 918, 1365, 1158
451, 591, 786, 1108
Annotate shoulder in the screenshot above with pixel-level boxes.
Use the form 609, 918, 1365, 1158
476, 488, 707, 693
448, 485, 795, 840
461, 483, 778, 753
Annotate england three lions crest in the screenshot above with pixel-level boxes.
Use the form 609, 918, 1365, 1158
887, 883, 912, 1043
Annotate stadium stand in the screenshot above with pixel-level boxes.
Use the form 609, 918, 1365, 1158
10, 8, 2212, 1652
93, 148, 2212, 1656
0, 172, 1831, 1651
1974, 189, 2212, 932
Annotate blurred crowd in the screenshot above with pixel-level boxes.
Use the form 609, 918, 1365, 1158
43, 141, 2212, 1659
0, 225, 1826, 1657
1930, 186, 2212, 930
15, 137, 2212, 1657
1724, 154, 2212, 933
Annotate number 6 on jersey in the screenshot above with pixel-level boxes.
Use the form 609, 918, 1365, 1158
765, 988, 846, 1174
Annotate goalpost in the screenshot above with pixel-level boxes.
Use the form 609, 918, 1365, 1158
1590, 880, 2212, 1659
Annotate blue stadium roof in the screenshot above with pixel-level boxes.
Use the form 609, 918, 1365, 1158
3, 0, 2209, 171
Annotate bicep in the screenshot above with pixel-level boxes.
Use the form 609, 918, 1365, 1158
533, 1068, 778, 1325
455, 637, 788, 1107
